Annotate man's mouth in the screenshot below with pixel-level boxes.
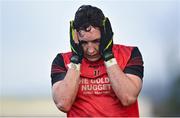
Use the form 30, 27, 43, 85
85, 53, 99, 58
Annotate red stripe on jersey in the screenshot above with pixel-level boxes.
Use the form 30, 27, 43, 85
126, 57, 143, 67
51, 64, 66, 73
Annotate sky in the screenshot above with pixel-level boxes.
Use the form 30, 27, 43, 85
1, 0, 180, 99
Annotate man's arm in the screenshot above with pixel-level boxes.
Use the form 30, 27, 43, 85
106, 64, 142, 106
105, 47, 144, 106
99, 18, 143, 106
52, 66, 80, 112
51, 53, 81, 112
51, 21, 83, 112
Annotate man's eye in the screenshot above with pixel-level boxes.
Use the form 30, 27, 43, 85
92, 39, 100, 43
80, 39, 100, 45
80, 40, 88, 44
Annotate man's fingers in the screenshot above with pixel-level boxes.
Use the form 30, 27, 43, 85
74, 30, 79, 44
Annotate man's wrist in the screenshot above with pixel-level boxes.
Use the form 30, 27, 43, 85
70, 55, 82, 64
104, 58, 117, 68
103, 51, 114, 61
68, 62, 81, 71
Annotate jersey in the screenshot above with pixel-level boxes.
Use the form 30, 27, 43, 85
51, 44, 144, 117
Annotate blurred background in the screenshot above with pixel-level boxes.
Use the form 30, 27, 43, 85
1, 0, 180, 117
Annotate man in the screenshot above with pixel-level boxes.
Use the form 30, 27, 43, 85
51, 5, 144, 117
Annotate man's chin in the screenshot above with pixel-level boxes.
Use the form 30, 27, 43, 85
85, 56, 101, 62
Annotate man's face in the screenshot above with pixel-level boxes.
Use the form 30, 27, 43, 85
78, 26, 101, 62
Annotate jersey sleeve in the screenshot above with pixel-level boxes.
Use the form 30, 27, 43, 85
51, 54, 67, 85
124, 47, 144, 80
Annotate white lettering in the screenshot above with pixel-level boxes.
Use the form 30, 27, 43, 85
81, 84, 111, 91
81, 78, 89, 84
90, 79, 96, 84
80, 77, 112, 95
90, 77, 110, 84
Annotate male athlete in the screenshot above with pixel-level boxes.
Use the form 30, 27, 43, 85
51, 5, 144, 117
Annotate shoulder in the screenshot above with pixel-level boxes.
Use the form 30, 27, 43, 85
113, 44, 135, 52
53, 52, 72, 61
52, 52, 72, 67
113, 44, 134, 61
113, 44, 143, 69
113, 44, 144, 79
113, 44, 142, 58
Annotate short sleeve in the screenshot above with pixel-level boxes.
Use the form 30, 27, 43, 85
124, 47, 144, 80
51, 54, 67, 85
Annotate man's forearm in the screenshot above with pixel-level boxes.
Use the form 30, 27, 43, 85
106, 63, 142, 106
52, 68, 80, 112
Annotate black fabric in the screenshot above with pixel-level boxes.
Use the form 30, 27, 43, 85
124, 47, 144, 80
131, 47, 143, 59
124, 65, 144, 79
51, 54, 67, 85
52, 54, 66, 68
51, 73, 66, 86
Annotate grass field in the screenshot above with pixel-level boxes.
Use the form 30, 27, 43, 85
0, 96, 152, 117
0, 97, 66, 117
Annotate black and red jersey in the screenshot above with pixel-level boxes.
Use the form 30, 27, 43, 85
51, 44, 144, 117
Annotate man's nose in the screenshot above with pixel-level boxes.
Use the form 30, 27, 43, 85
87, 42, 95, 53
87, 42, 94, 47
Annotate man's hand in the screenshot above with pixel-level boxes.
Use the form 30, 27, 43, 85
70, 21, 83, 64
99, 17, 114, 62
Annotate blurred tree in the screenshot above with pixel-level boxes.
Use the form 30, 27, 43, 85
166, 75, 180, 116
154, 75, 180, 116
